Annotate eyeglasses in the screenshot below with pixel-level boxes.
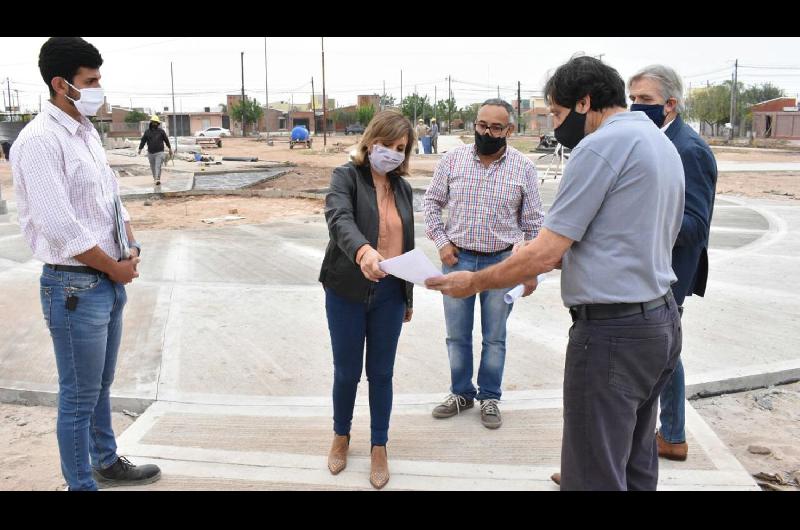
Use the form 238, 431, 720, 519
474, 122, 509, 136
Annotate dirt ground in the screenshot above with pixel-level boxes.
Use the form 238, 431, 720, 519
717, 172, 800, 201
692, 381, 800, 491
1, 382, 797, 490
2, 138, 798, 209
0, 403, 134, 491
126, 195, 324, 232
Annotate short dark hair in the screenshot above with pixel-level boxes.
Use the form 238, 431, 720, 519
38, 37, 103, 97
544, 55, 627, 111
479, 98, 516, 124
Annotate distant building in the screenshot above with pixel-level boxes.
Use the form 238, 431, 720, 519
751, 97, 800, 140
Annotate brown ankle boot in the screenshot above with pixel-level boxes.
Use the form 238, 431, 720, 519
327, 434, 350, 475
370, 445, 390, 489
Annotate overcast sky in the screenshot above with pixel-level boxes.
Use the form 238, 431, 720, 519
2, 37, 799, 113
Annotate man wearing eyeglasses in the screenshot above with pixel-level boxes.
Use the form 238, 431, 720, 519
423, 99, 544, 429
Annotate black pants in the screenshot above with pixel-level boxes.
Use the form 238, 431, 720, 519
560, 295, 682, 490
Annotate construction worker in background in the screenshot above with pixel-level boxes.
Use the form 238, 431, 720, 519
138, 115, 172, 187
415, 118, 429, 154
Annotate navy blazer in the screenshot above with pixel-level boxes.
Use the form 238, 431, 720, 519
665, 115, 718, 306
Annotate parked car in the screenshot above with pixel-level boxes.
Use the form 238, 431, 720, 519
195, 127, 231, 138
344, 123, 365, 135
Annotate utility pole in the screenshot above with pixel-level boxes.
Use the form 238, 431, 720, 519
413, 85, 417, 125
448, 75, 452, 134
311, 77, 316, 135
7, 78, 13, 122
729, 59, 738, 140
382, 80, 386, 111
434, 85, 437, 122
321, 37, 327, 148
170, 62, 177, 157
517, 81, 521, 132
400, 69, 403, 107
497, 85, 500, 98
241, 51, 246, 137
264, 37, 269, 142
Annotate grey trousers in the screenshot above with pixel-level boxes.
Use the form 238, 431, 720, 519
147, 152, 166, 180
560, 294, 682, 491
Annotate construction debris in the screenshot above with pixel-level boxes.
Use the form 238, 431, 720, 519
201, 215, 246, 224
222, 156, 258, 162
121, 409, 140, 418
748, 445, 772, 455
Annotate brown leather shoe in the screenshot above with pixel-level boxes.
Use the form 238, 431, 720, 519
370, 445, 390, 489
657, 430, 688, 461
551, 472, 561, 486
327, 433, 350, 475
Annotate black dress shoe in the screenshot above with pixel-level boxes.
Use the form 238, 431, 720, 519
92, 456, 162, 488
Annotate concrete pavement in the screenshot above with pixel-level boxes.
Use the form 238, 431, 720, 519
2, 174, 797, 489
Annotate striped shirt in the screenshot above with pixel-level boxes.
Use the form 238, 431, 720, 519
10, 100, 130, 266
424, 144, 544, 253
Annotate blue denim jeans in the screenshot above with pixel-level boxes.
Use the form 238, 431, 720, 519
442, 250, 514, 401
40, 266, 127, 491
325, 276, 406, 446
658, 356, 686, 443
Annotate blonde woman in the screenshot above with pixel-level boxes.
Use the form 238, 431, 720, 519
319, 110, 415, 489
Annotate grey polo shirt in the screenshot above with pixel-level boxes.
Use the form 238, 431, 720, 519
543, 111, 685, 307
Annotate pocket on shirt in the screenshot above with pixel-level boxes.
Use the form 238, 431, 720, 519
64, 155, 100, 195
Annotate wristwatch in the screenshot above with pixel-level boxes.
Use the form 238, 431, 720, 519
130, 242, 142, 257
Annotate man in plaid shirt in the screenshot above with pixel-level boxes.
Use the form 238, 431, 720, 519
424, 99, 544, 429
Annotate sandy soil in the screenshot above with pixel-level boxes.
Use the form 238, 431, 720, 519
693, 381, 800, 491
0, 403, 134, 491
126, 196, 324, 232
717, 172, 800, 201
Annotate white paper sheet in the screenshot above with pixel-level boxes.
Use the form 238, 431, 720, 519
504, 274, 548, 304
378, 248, 442, 285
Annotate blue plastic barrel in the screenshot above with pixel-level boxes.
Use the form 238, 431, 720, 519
421, 136, 432, 154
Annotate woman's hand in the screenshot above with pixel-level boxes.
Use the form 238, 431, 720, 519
358, 246, 387, 282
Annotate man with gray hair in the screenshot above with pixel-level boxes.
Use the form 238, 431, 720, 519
629, 64, 718, 462
424, 98, 544, 429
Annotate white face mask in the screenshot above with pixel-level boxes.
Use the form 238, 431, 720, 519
369, 143, 405, 175
64, 80, 105, 117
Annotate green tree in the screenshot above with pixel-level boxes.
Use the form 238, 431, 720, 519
357, 105, 375, 126
458, 103, 478, 130
685, 84, 732, 135
125, 109, 149, 123
739, 82, 785, 131
400, 94, 433, 123
230, 98, 264, 135
379, 94, 395, 108
333, 108, 358, 126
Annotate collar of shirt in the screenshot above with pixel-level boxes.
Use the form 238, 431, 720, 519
596, 110, 650, 133
471, 143, 509, 164
44, 100, 94, 137
660, 117, 676, 133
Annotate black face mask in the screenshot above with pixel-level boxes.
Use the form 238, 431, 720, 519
554, 106, 587, 149
474, 130, 507, 155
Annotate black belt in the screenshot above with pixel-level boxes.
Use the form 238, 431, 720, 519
569, 291, 674, 321
456, 245, 513, 257
45, 264, 104, 276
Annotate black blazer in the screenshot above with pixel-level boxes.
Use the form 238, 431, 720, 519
666, 115, 718, 305
319, 161, 415, 308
